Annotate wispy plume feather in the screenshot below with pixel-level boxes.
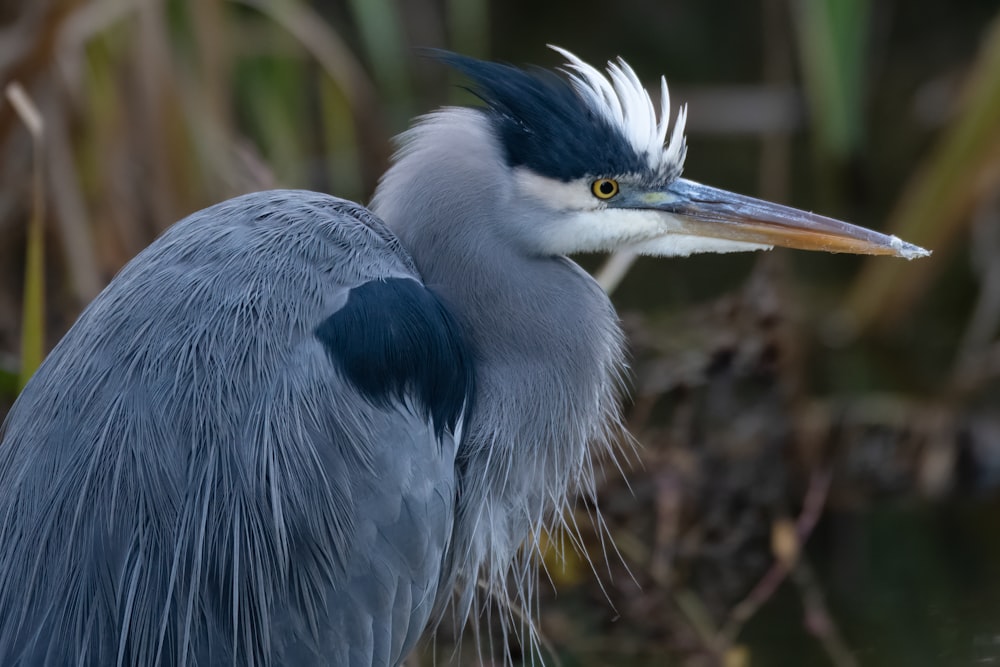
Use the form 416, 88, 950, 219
549, 45, 688, 181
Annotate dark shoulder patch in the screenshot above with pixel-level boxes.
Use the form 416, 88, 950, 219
316, 278, 475, 437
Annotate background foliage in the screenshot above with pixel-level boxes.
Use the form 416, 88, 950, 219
2, 0, 1000, 665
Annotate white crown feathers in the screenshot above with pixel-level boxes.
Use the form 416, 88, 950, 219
549, 45, 688, 180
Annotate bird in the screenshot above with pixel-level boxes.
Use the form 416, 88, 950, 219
0, 47, 928, 667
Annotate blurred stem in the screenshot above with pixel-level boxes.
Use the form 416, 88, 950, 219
841, 13, 1000, 334
791, 0, 869, 160
188, 0, 238, 196
759, 0, 793, 203
233, 0, 388, 191
596, 250, 637, 295
720, 469, 832, 645
792, 560, 859, 667
346, 0, 413, 124
0, 0, 83, 148
135, 0, 184, 231
947, 194, 1000, 395
44, 88, 103, 304
673, 588, 724, 654
791, 0, 869, 217
191, 0, 232, 132
6, 82, 46, 390
320, 75, 362, 199
245, 60, 306, 184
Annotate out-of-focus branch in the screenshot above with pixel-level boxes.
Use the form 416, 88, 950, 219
841, 13, 1000, 335
719, 468, 832, 644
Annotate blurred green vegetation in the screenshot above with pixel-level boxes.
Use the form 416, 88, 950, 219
2, 0, 1000, 665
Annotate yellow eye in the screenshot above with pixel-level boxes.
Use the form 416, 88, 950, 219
591, 178, 619, 200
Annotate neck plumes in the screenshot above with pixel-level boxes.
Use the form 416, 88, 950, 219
371, 109, 627, 649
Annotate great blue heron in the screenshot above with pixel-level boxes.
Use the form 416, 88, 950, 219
0, 48, 927, 666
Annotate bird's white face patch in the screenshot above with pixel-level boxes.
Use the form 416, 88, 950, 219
625, 235, 773, 257
513, 169, 598, 211
532, 203, 774, 257
542, 209, 662, 254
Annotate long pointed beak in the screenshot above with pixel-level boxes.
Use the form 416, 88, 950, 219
618, 178, 930, 259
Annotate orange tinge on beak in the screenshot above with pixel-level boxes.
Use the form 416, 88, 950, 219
647, 178, 930, 259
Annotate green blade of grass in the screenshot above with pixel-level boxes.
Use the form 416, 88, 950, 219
346, 0, 413, 124
5, 82, 46, 391
792, 0, 869, 159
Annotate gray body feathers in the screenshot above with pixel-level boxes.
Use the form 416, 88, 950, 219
0, 105, 627, 665
0, 191, 459, 666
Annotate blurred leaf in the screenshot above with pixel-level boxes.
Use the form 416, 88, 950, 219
346, 0, 413, 123
5, 82, 46, 391
792, 0, 870, 158
242, 57, 308, 184
320, 75, 363, 198
234, 0, 379, 116
19, 169, 46, 390
842, 12, 1000, 333
771, 518, 800, 568
0, 369, 18, 400
233, 0, 388, 191
724, 645, 751, 667
537, 528, 586, 588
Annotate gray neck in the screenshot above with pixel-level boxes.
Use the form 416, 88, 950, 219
371, 109, 626, 624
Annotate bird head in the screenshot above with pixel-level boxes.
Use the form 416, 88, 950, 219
435, 46, 929, 260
